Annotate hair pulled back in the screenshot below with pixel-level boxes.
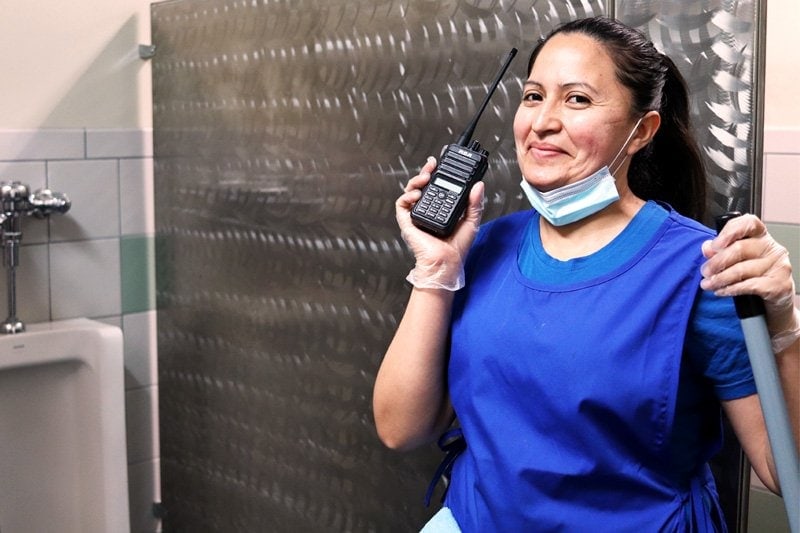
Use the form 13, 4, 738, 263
527, 17, 707, 221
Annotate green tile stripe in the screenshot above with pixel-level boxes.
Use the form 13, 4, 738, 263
765, 222, 800, 293
120, 235, 156, 314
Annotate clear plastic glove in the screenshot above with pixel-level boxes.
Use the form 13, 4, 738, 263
700, 214, 799, 353
396, 156, 485, 291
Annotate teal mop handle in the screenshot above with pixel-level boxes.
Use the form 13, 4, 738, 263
716, 213, 799, 533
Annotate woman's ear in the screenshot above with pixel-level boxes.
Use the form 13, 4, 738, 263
628, 110, 661, 155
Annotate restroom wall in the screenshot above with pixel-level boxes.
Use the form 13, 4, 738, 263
0, 0, 153, 129
761, 0, 800, 296
0, 1, 160, 531
749, 130, 800, 532
761, 0, 800, 290
759, 15, 800, 532
0, 128, 160, 533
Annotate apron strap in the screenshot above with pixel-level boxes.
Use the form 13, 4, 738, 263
684, 466, 727, 532
424, 428, 466, 507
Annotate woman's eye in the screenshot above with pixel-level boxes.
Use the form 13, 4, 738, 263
567, 94, 591, 105
522, 92, 543, 103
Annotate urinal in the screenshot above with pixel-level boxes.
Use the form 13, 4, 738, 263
0, 318, 130, 533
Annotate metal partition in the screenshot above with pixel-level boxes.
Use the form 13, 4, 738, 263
151, 1, 764, 531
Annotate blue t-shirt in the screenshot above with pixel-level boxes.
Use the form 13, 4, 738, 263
517, 200, 756, 478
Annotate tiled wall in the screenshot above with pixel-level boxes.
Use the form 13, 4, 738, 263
763, 128, 800, 258
748, 127, 799, 533
762, 128, 800, 309
0, 128, 160, 533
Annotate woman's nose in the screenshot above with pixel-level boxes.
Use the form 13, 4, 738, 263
531, 102, 561, 135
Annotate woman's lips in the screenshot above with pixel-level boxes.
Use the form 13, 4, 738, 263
528, 142, 565, 159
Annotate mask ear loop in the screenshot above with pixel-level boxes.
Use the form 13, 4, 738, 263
608, 116, 644, 176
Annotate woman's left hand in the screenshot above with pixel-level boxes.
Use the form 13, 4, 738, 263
700, 214, 798, 342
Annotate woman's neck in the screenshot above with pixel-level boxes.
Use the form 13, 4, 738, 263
538, 195, 646, 260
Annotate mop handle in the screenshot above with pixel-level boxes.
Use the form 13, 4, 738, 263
715, 213, 799, 533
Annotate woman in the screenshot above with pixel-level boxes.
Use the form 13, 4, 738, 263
373, 16, 799, 532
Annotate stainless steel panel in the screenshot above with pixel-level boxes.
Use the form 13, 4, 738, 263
617, 0, 764, 220
152, 0, 762, 531
152, 2, 606, 530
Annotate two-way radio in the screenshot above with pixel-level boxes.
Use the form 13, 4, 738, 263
411, 48, 517, 237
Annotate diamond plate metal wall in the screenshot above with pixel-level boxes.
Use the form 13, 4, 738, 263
616, 0, 765, 221
151, 1, 762, 531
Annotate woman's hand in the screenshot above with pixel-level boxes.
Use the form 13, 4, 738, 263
396, 156, 485, 291
700, 214, 799, 352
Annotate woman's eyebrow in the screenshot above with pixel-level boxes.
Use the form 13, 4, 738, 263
522, 80, 597, 92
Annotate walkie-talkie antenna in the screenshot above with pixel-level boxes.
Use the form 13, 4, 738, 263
455, 47, 518, 147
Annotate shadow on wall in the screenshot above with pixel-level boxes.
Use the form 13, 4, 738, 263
40, 14, 149, 130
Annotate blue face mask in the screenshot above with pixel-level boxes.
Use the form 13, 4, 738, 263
520, 118, 643, 227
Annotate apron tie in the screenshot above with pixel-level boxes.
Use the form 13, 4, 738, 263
683, 468, 727, 532
424, 428, 466, 507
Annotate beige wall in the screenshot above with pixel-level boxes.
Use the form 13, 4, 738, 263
764, 0, 800, 128
0, 0, 795, 130
0, 0, 796, 131
0, 0, 153, 129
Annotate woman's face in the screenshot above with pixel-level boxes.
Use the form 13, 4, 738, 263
513, 33, 639, 192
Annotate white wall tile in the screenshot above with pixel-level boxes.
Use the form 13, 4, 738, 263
0, 160, 47, 183
123, 310, 158, 389
49, 238, 121, 319
19, 211, 50, 246
125, 385, 160, 464
87, 129, 153, 159
0, 244, 50, 326
0, 129, 85, 161
764, 127, 800, 154
47, 159, 120, 241
120, 158, 155, 236
763, 153, 800, 225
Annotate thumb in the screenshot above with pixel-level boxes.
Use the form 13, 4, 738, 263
464, 182, 485, 227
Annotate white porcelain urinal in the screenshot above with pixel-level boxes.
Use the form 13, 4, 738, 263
0, 318, 130, 533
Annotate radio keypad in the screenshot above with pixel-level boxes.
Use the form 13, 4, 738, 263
418, 184, 458, 223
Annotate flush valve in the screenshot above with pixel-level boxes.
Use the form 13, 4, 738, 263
28, 188, 71, 217
0, 181, 71, 333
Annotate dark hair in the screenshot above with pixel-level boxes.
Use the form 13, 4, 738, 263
527, 17, 707, 221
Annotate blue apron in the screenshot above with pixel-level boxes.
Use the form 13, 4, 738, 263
443, 209, 726, 532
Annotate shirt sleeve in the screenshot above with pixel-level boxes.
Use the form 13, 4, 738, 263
685, 289, 756, 401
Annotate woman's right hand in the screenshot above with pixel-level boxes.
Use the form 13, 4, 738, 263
396, 156, 485, 291
375, 157, 482, 449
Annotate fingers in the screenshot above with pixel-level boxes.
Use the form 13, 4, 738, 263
403, 157, 436, 192
701, 236, 776, 278
701, 214, 772, 281
701, 251, 792, 300
703, 214, 766, 257
464, 181, 485, 227
397, 157, 436, 212
700, 218, 794, 306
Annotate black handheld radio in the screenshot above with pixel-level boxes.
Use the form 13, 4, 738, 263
410, 48, 517, 237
